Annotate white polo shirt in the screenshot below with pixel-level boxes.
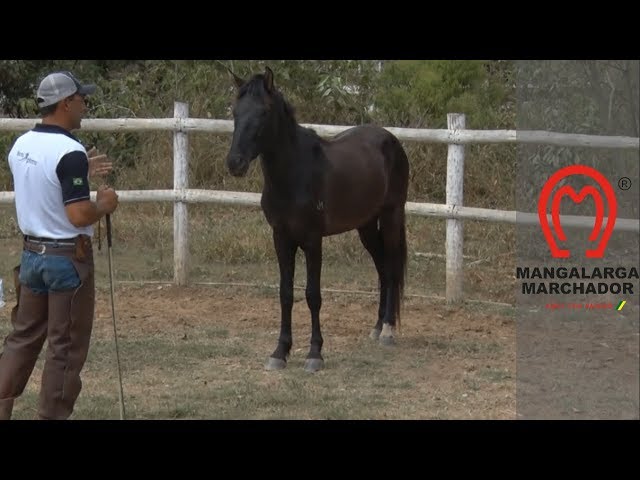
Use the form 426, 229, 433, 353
8, 124, 93, 239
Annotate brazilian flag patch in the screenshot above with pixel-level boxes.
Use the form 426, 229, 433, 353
72, 177, 84, 186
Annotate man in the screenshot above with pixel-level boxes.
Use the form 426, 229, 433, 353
0, 71, 119, 420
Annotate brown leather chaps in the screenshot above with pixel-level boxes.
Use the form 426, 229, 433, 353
0, 237, 94, 420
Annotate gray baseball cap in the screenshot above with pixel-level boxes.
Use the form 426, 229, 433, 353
36, 71, 96, 108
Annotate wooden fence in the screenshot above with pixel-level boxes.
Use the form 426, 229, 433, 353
1, 104, 638, 302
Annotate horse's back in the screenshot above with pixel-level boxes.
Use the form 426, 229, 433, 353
330, 123, 395, 146
327, 123, 408, 191
320, 124, 408, 235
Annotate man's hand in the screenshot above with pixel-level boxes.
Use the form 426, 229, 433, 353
96, 184, 119, 215
65, 185, 119, 227
87, 146, 113, 179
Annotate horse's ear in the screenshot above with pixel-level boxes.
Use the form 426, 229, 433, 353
232, 72, 245, 89
216, 60, 245, 89
264, 66, 274, 93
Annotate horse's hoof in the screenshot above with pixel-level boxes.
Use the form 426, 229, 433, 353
304, 358, 325, 373
379, 324, 396, 346
265, 357, 287, 370
379, 335, 396, 346
369, 328, 382, 341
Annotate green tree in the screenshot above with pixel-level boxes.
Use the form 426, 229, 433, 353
372, 60, 514, 129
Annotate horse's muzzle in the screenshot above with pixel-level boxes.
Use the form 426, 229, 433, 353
226, 154, 250, 177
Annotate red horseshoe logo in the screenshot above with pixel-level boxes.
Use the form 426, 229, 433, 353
538, 165, 617, 258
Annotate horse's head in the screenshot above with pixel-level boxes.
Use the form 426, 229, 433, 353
226, 66, 276, 177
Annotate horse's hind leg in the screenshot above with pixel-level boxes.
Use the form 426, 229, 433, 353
302, 236, 324, 372
357, 217, 387, 341
266, 229, 297, 370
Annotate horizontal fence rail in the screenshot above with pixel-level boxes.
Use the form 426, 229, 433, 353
1, 118, 639, 148
2, 108, 638, 301
1, 190, 637, 231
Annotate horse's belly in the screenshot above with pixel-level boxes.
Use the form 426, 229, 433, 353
323, 191, 386, 235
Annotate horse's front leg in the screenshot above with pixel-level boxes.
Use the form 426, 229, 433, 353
266, 228, 297, 370
303, 236, 324, 372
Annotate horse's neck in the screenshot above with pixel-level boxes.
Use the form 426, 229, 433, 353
260, 125, 301, 197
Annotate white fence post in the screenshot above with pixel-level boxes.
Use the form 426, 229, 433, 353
446, 113, 466, 303
174, 102, 189, 286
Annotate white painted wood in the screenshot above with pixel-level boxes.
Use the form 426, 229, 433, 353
1, 190, 636, 231
2, 110, 638, 300
184, 189, 262, 206
173, 102, 189, 286
446, 114, 466, 303
1, 118, 637, 149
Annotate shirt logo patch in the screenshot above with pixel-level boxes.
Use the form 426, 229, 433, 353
73, 177, 84, 186
16, 151, 37, 165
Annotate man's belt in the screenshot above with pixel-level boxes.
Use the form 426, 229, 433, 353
24, 235, 78, 245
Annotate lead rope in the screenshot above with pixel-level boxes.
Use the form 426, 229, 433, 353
97, 218, 102, 251
106, 214, 126, 420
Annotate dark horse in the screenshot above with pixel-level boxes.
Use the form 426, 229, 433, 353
225, 67, 409, 372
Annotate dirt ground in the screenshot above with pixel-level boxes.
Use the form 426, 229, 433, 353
2, 278, 638, 420
1, 282, 517, 419
100, 283, 516, 419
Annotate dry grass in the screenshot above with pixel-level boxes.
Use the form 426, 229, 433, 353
0, 284, 515, 420
1, 202, 516, 305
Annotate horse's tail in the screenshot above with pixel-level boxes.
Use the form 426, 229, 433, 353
394, 207, 407, 331
384, 133, 409, 331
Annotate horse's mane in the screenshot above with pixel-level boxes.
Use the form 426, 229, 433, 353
239, 74, 323, 142
239, 75, 295, 119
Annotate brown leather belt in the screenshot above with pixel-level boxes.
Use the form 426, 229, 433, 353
24, 241, 75, 255
23, 234, 91, 259
24, 235, 77, 244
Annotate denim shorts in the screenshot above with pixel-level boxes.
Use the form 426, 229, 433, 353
19, 249, 81, 294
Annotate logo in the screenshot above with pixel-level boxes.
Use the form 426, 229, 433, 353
516, 164, 637, 310
538, 165, 617, 259
16, 150, 37, 165
72, 177, 84, 186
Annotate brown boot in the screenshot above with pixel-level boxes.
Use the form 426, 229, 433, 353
0, 398, 14, 420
